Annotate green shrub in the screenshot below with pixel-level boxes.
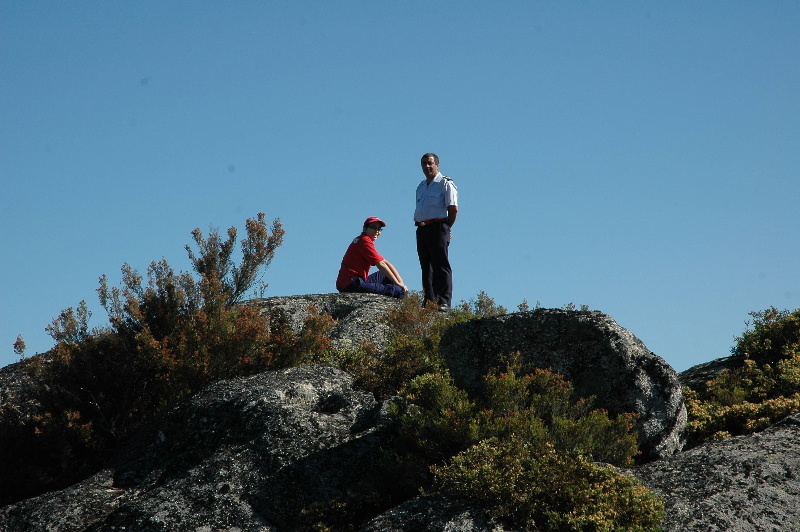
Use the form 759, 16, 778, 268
385, 359, 653, 530
396, 359, 639, 469
480, 359, 640, 466
307, 292, 657, 530
685, 307, 800, 445
455, 290, 507, 317
396, 371, 482, 464
301, 358, 652, 531
733, 307, 800, 366
434, 437, 664, 531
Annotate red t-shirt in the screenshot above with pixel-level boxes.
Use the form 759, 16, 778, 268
336, 235, 384, 291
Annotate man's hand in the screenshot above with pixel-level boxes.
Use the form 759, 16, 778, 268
447, 205, 458, 227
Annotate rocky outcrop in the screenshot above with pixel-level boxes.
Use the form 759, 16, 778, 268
3, 363, 795, 531
628, 413, 800, 531
439, 309, 686, 460
1, 294, 797, 530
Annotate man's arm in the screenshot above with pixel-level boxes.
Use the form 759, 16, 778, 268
376, 260, 408, 292
447, 205, 458, 227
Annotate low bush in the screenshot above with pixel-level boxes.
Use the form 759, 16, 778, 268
434, 437, 664, 531
396, 358, 640, 466
685, 307, 800, 445
733, 307, 800, 366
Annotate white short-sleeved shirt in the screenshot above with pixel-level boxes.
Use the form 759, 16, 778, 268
414, 173, 458, 222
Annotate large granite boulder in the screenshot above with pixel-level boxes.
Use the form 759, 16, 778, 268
628, 413, 800, 531
439, 309, 686, 461
0, 365, 399, 531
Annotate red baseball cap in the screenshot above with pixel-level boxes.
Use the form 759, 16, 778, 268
363, 216, 386, 227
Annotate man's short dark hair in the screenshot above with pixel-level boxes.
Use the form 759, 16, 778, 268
421, 152, 439, 165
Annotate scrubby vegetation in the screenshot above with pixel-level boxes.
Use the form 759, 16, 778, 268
685, 306, 800, 445
2, 216, 665, 530
1, 213, 288, 503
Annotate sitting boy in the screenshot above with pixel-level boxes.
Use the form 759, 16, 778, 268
335, 216, 408, 298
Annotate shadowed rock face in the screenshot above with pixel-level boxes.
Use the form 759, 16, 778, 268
0, 365, 399, 531
678, 353, 744, 398
439, 309, 686, 461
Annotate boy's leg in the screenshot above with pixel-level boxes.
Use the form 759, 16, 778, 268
362, 272, 405, 298
365, 271, 387, 284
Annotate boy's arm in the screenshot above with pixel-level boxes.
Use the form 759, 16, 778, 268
376, 260, 408, 292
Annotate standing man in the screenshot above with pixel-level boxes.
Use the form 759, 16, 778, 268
414, 153, 458, 311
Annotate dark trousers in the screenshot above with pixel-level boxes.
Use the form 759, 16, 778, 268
340, 271, 406, 299
416, 222, 452, 306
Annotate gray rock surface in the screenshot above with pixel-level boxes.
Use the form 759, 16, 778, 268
248, 292, 400, 351
439, 309, 686, 461
628, 413, 800, 531
360, 494, 515, 531
0, 357, 42, 426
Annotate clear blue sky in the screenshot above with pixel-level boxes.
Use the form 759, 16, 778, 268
2, 2, 798, 372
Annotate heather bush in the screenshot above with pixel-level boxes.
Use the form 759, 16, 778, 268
89, 213, 286, 394
396, 371, 482, 464
300, 292, 656, 530
301, 357, 652, 531
301, 292, 660, 530
685, 307, 800, 444
1, 214, 297, 504
455, 289, 507, 317
185, 213, 285, 306
347, 293, 446, 397
480, 359, 640, 465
